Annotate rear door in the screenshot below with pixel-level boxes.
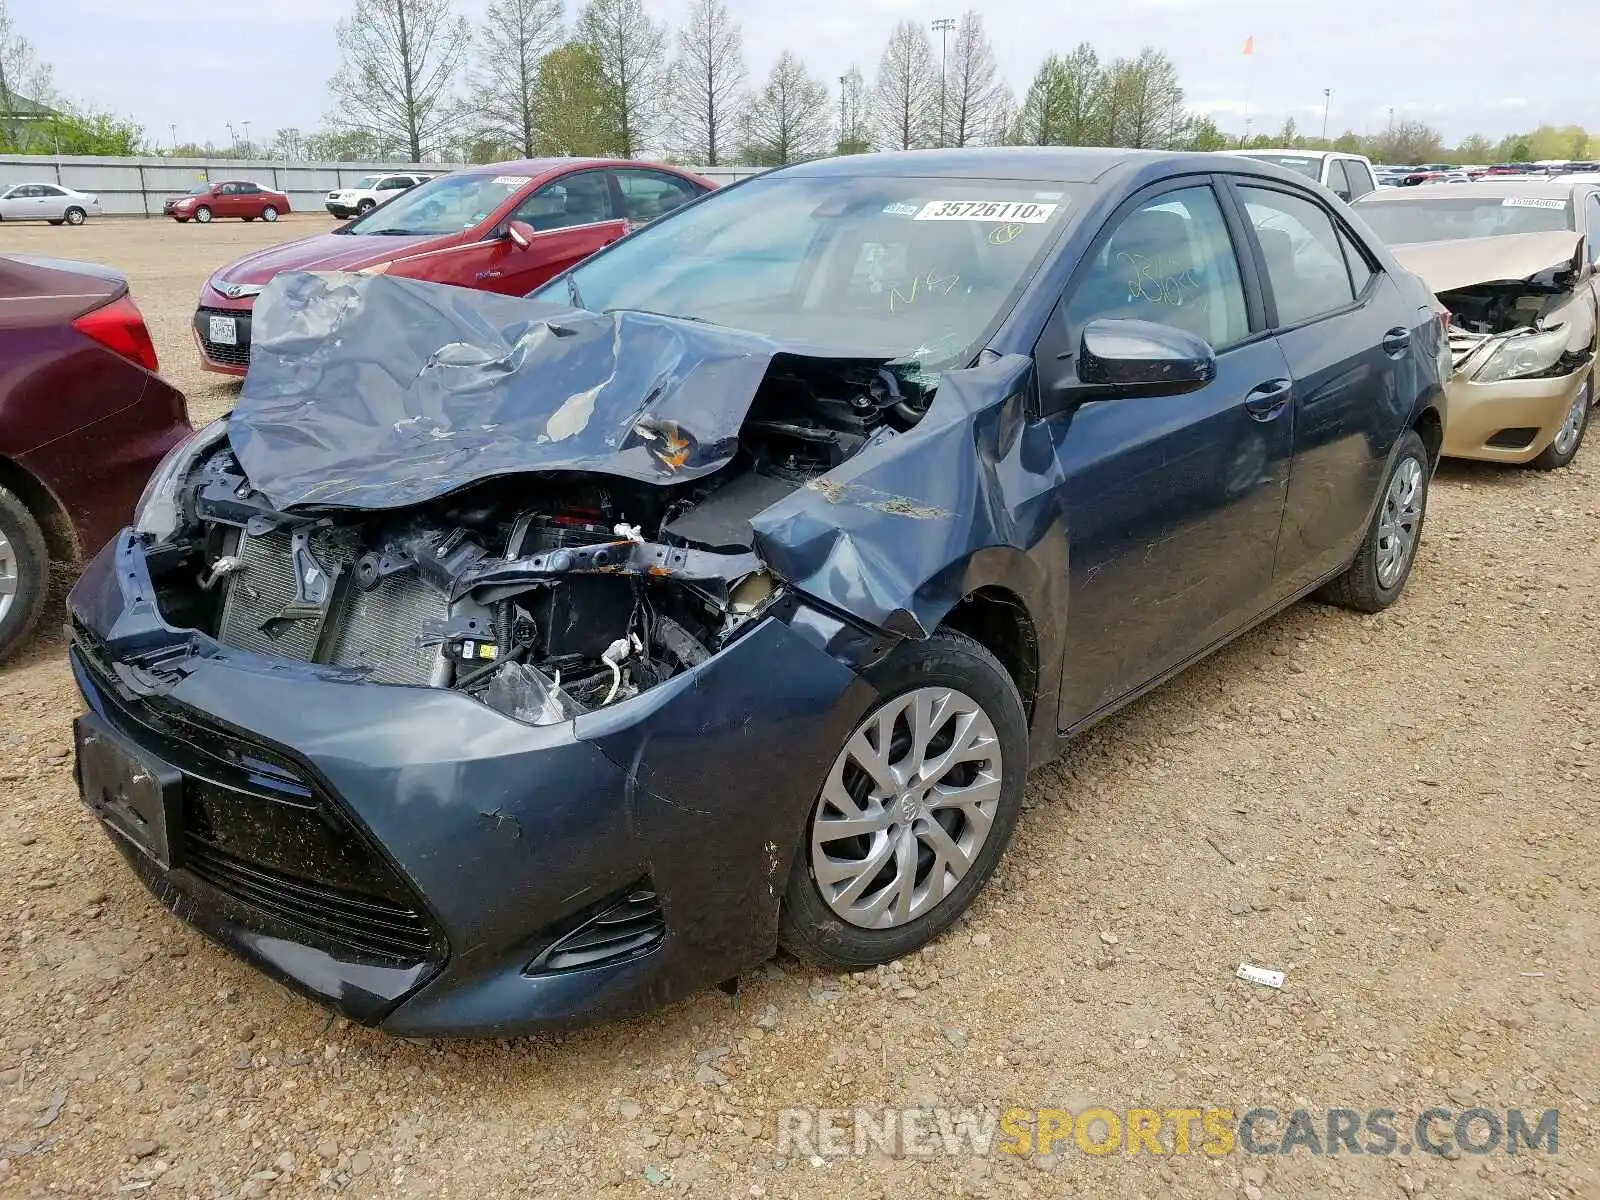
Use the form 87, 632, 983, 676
1225, 177, 1417, 595
1039, 178, 1296, 726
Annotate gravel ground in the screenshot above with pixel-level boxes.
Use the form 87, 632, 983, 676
0, 217, 1595, 1200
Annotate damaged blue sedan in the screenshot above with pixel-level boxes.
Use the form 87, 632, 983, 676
68, 148, 1447, 1034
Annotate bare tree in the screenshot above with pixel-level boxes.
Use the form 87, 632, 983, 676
577, 0, 667, 158
471, 0, 563, 157
870, 20, 938, 152
328, 0, 471, 162
668, 0, 745, 166
944, 11, 1003, 147
837, 65, 870, 153
741, 50, 831, 166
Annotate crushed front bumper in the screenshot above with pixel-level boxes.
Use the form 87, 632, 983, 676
68, 532, 881, 1034
1440, 361, 1592, 464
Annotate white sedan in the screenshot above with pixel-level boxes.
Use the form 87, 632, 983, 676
0, 182, 102, 225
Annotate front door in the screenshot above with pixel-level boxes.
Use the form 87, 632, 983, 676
1039, 181, 1295, 728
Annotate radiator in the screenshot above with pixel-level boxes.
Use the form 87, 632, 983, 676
216, 529, 448, 685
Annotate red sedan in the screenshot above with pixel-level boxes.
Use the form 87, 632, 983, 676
192, 158, 713, 374
0, 255, 191, 659
165, 180, 292, 224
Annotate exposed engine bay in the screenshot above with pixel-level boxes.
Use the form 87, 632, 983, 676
143, 358, 930, 726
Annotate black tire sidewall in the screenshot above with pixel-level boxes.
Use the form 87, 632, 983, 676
263, 206, 278, 221
65, 207, 85, 225
1363, 430, 1430, 605
196, 207, 211, 223
779, 631, 1029, 969
1531, 375, 1591, 469
357, 200, 375, 214
0, 489, 49, 662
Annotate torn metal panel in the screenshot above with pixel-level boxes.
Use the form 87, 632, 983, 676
230, 271, 887, 512
1390, 231, 1585, 295
750, 353, 1054, 637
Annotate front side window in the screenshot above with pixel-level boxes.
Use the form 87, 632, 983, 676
1061, 185, 1249, 349
344, 171, 532, 235
1327, 160, 1353, 199
512, 170, 616, 231
1238, 185, 1357, 326
543, 175, 1082, 374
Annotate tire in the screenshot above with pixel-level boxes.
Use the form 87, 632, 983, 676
778, 629, 1029, 970
356, 199, 375, 215
63, 207, 86, 226
48, 219, 62, 226
1526, 374, 1591, 471
261, 205, 278, 222
195, 206, 212, 224
1316, 429, 1430, 613
0, 486, 50, 664
243, 216, 254, 222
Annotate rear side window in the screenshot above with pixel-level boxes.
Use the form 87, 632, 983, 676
615, 170, 702, 222
1238, 185, 1357, 326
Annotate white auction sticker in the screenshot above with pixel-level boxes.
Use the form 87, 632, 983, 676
882, 202, 921, 217
914, 199, 1059, 223
1502, 196, 1566, 209
492, 175, 533, 186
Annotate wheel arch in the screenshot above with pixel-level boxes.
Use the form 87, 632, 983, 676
0, 456, 78, 563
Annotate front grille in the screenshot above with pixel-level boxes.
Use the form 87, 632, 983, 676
217, 528, 449, 685
528, 883, 665, 974
1448, 329, 1491, 370
196, 306, 251, 367
185, 836, 436, 962
72, 648, 443, 969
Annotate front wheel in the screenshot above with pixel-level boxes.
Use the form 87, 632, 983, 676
194, 206, 212, 224
1316, 429, 1430, 613
63, 207, 86, 226
778, 630, 1028, 969
261, 205, 278, 222
1526, 375, 1591, 470
0, 486, 50, 663
356, 199, 375, 215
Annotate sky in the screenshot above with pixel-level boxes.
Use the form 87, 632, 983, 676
22, 0, 1599, 153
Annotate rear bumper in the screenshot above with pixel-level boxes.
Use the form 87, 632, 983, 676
1440, 364, 1592, 463
67, 532, 876, 1035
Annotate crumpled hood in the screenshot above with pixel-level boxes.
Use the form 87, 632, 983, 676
228, 271, 889, 511
212, 233, 440, 287
1390, 230, 1585, 294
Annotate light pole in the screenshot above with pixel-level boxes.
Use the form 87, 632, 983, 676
839, 74, 849, 150
1321, 89, 1331, 141
169, 123, 177, 153
225, 121, 237, 154
242, 120, 252, 156
932, 17, 955, 148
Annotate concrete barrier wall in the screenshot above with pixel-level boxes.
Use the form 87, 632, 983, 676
0, 155, 763, 217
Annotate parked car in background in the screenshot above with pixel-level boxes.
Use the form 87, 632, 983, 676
1354, 179, 1599, 468
0, 254, 190, 660
325, 172, 432, 219
0, 183, 101, 225
1225, 150, 1379, 201
164, 181, 291, 224
77, 148, 1446, 1033
192, 158, 714, 375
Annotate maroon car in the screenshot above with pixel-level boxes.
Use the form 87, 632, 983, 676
193, 158, 713, 374
164, 180, 292, 224
0, 254, 191, 659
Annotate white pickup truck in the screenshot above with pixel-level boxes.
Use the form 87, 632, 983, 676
1225, 150, 1380, 203
325, 172, 432, 219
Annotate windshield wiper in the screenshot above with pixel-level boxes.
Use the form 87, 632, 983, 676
361, 228, 426, 236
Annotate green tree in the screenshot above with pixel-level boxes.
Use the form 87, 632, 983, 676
534, 42, 623, 156
35, 107, 142, 154
1175, 113, 1228, 152
1010, 55, 1071, 145
471, 0, 562, 158
1452, 133, 1493, 164
304, 127, 399, 161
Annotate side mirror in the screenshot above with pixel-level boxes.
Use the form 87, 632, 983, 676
1078, 318, 1217, 396
1333, 188, 1353, 202
506, 220, 536, 249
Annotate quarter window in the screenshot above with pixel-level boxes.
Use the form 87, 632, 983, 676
1338, 227, 1376, 295
1238, 185, 1357, 326
1062, 185, 1250, 350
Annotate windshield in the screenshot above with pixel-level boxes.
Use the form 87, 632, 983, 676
539, 174, 1080, 371
1359, 195, 1574, 244
344, 172, 530, 235
1236, 153, 1323, 179
186, 184, 210, 195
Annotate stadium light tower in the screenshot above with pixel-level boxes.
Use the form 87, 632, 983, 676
932, 17, 955, 148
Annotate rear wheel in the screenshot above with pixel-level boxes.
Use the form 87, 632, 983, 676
262, 205, 278, 222
778, 630, 1028, 969
63, 207, 86, 226
194, 206, 212, 224
0, 486, 50, 663
1526, 375, 1591, 470
1317, 429, 1430, 613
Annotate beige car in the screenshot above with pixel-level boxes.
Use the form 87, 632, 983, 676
1354, 180, 1599, 468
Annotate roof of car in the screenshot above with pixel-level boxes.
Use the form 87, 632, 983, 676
1230, 148, 1354, 160
1355, 179, 1596, 203
770, 146, 1258, 183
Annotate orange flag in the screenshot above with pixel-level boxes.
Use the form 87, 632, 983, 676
1242, 35, 1254, 55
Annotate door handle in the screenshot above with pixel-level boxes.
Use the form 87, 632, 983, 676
1243, 378, 1292, 421
1381, 327, 1412, 356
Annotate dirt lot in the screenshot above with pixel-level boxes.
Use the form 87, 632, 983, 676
0, 216, 1595, 1200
